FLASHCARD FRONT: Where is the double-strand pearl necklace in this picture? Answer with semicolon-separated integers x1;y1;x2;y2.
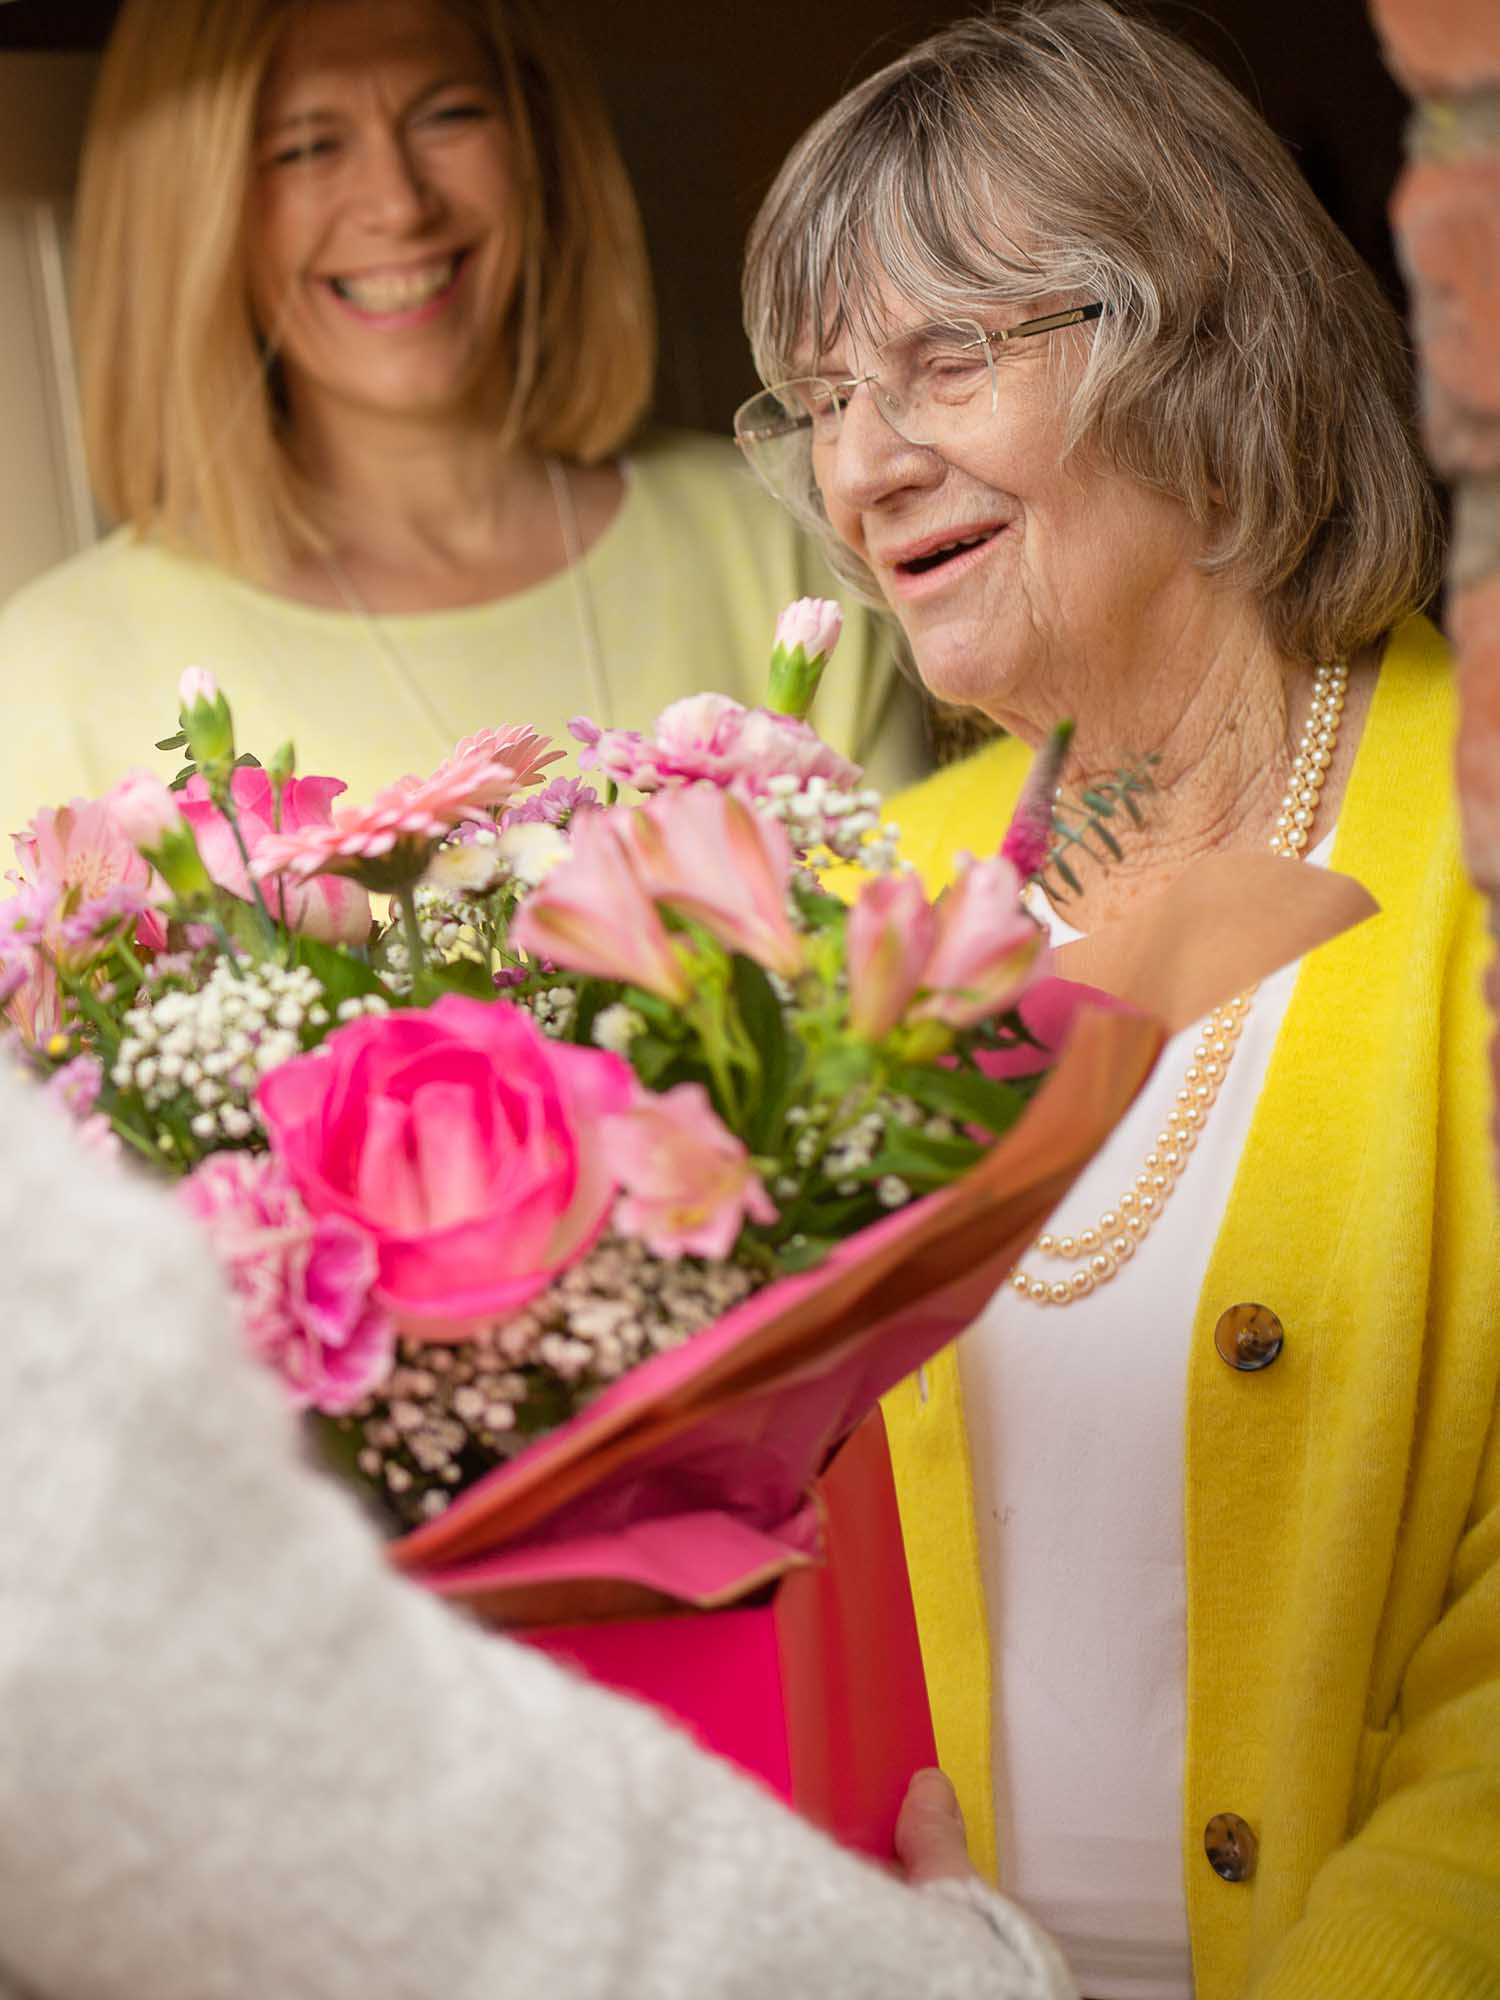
1009;659;1348;1309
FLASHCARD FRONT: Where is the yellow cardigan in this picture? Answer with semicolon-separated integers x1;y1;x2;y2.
882;616;1500;1998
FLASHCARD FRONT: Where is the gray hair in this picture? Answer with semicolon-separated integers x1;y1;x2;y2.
742;0;1440;665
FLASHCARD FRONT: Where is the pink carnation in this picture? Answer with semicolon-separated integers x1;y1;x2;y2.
571;693;861;799
601;1082;777;1260
181;768;371;943
179;1150;396;1412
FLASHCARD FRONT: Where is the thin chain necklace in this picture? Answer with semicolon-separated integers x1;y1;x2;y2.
1009;659;1348;1308
320;456;617;734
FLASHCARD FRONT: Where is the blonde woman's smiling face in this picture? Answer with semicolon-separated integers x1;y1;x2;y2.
246;0;519;430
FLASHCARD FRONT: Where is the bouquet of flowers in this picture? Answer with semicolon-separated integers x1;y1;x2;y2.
3;600;1174;1852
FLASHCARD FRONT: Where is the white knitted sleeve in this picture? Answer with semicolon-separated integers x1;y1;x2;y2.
0;1074;1075;2000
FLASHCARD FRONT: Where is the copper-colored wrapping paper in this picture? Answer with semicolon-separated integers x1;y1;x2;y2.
1054;851;1378;1032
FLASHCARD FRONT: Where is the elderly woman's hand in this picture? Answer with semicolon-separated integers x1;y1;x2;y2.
895;1767;977;1885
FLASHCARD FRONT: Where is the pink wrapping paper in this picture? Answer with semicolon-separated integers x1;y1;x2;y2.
521;1410;937;1860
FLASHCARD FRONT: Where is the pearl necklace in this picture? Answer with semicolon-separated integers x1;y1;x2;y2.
1009;659;1348;1308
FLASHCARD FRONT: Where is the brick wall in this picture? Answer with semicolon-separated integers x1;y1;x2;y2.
1372;0;1500;1153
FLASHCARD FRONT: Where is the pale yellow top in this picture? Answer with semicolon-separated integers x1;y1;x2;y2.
0;430;924;837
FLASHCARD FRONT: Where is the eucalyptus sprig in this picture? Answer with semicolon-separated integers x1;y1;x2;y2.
1036;757;1159;903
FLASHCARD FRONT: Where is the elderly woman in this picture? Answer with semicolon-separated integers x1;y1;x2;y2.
0;0;920;835
738;4;1499;1997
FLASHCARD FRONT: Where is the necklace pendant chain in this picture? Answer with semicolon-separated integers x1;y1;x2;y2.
1011;658;1349;1309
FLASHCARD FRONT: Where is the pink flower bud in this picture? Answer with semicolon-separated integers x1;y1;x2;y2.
107;769;183;852
177;666;220;709
773;597;843;662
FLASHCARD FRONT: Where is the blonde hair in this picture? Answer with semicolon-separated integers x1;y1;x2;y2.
743;0;1440;665
77;0;655;581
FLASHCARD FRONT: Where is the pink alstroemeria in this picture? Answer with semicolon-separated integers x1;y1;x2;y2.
181;768;371;944
601;1082;777;1260
179;1150;396;1413
0;885;60;1036
9;796;168;965
911;856;1048;1029
511;808;691;1003
251;738;546;893
846;871;939;1041
571;693;860;799
59;881;156;948
624;786;806;980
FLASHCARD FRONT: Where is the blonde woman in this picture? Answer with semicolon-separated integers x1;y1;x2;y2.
0;0;920;833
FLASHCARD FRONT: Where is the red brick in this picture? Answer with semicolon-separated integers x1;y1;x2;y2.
1371;0;1500;94
1452;573;1500;894
1392;157;1500;468
1451;572;1500;1160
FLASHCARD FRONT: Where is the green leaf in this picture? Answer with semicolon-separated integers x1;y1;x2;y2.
1052;853;1083;896
791;881;848;933
770;1234;838;1274
628;1033;680;1086
731;954;792;1149
810;1039;875;1099
291;935;391;1013
154;731;188;752
418;957;497;1002
861;1122;985;1187
887;1061;1027;1136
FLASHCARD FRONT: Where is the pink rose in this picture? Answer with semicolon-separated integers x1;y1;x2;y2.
181;768;371;944
180;1150;395;1412
257;995;636;1336
601;1082;778;1259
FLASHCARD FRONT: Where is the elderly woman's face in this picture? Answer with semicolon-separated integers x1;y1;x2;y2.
246;0;518;430
808;286;1206;727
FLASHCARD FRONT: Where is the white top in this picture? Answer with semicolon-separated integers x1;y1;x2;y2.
960;832;1335;2000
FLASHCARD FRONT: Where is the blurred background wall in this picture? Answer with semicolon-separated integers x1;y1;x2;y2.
0;0;1410;601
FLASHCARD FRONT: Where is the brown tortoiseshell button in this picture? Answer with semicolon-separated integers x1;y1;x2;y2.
1213;1303;1284;1372
1204;1812;1260;1882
